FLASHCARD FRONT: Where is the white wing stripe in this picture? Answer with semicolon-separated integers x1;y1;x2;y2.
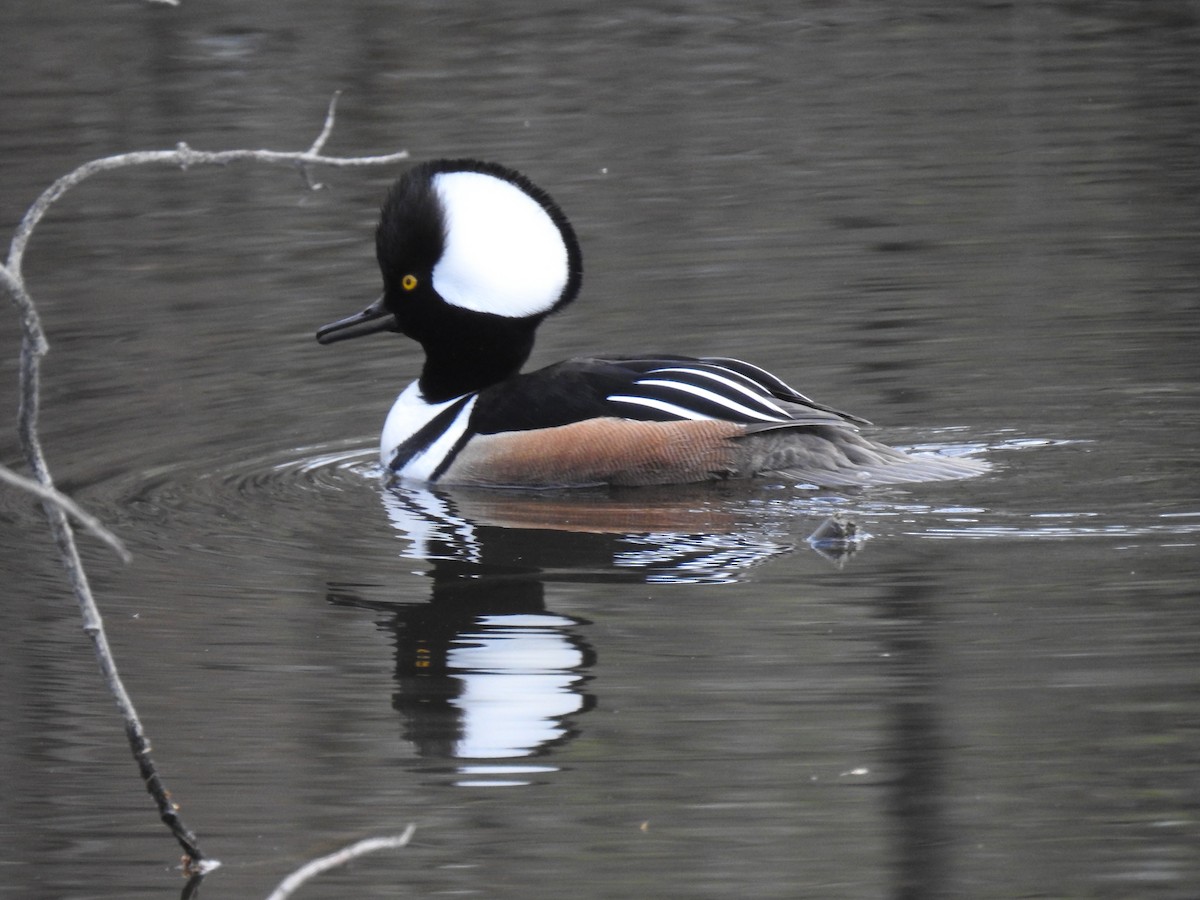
635;378;790;423
606;395;713;420
703;357;807;400
645;367;793;417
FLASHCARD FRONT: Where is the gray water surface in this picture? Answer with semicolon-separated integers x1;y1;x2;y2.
2;3;1198;898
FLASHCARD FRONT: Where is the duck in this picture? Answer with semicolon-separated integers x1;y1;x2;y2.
316;159;988;488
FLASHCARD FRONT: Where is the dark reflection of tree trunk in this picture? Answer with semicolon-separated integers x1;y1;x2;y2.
879;570;949;900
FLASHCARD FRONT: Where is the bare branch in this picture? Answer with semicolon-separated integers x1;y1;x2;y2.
0;264;47;355
265;828;417;900
6;124;408;281
3;93;409;869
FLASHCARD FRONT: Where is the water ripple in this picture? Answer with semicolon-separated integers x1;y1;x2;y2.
63;439;380;550
8;432;1193;568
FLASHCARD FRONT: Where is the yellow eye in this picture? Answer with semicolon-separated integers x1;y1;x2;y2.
401;274;418;291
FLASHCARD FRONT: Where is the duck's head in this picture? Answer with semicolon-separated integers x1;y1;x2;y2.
317;160;582;400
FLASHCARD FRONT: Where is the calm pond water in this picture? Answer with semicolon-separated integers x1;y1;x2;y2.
2;2;1198;898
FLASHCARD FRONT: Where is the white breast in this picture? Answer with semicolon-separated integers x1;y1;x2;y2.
381;381;478;480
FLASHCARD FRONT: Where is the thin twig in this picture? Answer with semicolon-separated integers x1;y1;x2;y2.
0;462;130;562
302;91;343;190
309;90;341;155
1;93;409;869
265;828;417;900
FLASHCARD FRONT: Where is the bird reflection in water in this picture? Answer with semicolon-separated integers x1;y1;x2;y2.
328;482;843;786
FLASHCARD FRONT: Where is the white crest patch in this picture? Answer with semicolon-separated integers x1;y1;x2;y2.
431;170;570;318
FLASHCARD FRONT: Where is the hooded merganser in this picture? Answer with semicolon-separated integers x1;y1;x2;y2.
317;160;987;488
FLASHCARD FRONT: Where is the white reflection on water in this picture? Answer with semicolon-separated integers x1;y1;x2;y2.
448;614;588;760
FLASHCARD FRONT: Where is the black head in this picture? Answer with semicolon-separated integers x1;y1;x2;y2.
317;160;582;399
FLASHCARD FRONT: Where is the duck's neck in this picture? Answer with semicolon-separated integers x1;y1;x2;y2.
416;323;536;403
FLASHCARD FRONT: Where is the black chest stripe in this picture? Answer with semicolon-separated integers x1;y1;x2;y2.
388;395;474;473
428;424;475;482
